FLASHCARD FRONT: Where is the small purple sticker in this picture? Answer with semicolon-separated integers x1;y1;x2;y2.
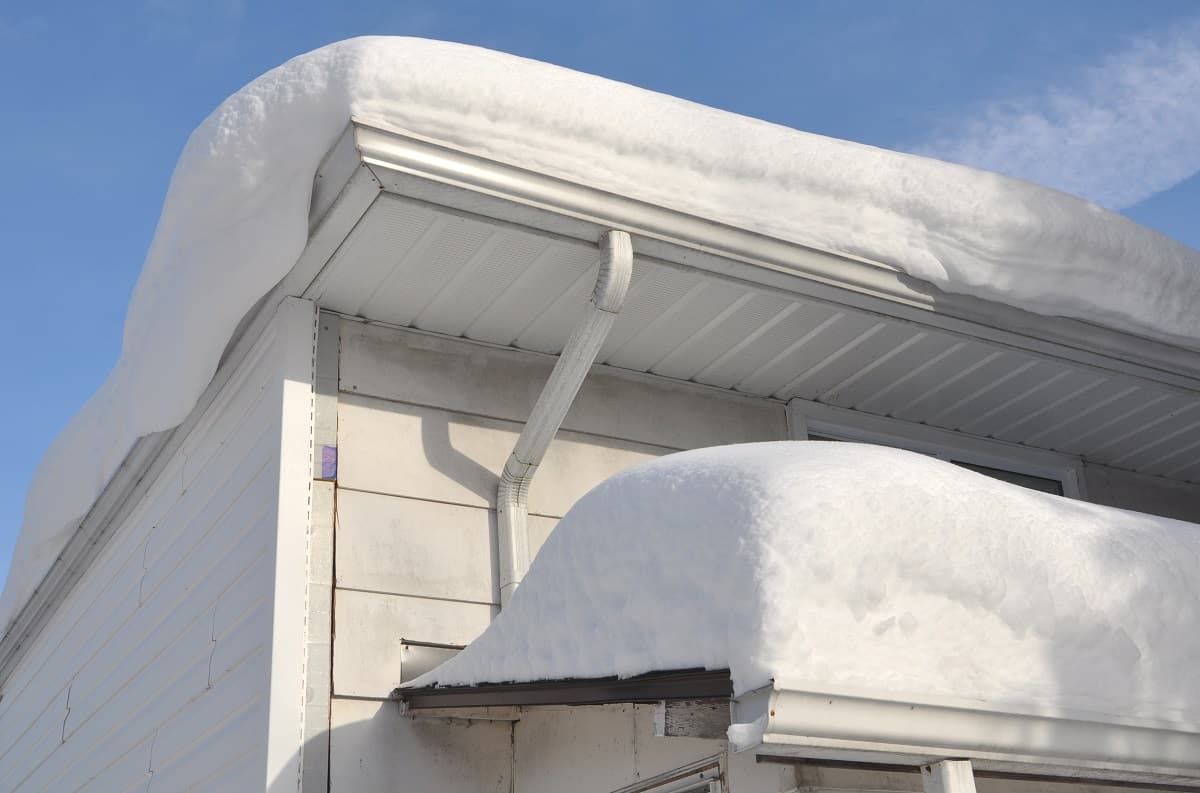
321;445;338;480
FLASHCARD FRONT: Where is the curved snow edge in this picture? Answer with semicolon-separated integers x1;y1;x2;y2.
412;442;1200;725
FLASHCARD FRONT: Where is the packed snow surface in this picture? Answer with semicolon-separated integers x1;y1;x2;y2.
413;443;1200;724
4;36;1200;629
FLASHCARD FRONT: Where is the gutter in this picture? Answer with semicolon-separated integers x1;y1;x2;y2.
497;229;633;606
736;685;1200;787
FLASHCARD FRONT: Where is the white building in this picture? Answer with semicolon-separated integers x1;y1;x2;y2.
1;38;1198;793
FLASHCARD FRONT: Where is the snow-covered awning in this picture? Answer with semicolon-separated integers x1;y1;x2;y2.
402;442;1200;784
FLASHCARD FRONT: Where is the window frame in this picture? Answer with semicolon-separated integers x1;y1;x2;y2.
786;400;1086;499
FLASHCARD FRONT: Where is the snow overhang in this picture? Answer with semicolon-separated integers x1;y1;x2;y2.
302;118;1200;485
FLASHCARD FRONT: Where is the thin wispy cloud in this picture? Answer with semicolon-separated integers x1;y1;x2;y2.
918;19;1200;210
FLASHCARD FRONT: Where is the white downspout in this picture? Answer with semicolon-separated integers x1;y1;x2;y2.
497;229;633;607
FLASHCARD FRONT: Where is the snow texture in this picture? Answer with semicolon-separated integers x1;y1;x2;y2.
4;36;1200;630
413;442;1200;725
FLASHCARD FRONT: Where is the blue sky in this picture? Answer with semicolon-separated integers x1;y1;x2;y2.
1;1;1198;590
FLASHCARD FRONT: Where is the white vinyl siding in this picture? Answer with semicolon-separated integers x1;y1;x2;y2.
0;300;315;793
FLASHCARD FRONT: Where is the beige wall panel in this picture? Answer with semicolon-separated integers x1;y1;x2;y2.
514;704;639;793
338;396;665;517
1083;464;1200;523
339;320;787;449
333;588;495;698
329;697;511;793
336;491;498;604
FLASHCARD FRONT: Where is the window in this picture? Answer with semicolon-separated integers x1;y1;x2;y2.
790;401;1083;498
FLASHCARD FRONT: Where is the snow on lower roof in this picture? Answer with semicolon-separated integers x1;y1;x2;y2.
411;442;1200;725
3;36;1200;632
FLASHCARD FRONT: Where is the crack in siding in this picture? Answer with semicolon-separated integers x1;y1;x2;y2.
60;681;72;743
147;727;159;788
137;537;152;605
206;608;218;689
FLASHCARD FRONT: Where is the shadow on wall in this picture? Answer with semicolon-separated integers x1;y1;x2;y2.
271;699;514;793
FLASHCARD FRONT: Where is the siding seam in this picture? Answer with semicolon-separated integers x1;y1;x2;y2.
296;303;319;792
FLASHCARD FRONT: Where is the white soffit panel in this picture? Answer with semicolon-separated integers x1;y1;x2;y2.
308;192;1200;484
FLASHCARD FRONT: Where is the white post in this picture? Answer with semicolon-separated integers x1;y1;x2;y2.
922;760;977;793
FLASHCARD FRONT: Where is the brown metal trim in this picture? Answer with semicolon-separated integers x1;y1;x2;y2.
394;668;732;709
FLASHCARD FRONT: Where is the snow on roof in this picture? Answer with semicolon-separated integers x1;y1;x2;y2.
3;36;1200;631
411;442;1200;725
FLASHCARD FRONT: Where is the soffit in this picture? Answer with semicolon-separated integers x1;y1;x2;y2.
305;192;1200;484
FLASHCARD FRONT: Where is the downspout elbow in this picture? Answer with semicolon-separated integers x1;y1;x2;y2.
497;230;633;607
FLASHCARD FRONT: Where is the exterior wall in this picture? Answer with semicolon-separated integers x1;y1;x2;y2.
321;317;1200;792
0;299;317;793
1083;463;1200;523
513;704;795;793
326;318;788;792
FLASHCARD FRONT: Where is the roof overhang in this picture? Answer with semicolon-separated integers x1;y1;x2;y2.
301;118;1200;483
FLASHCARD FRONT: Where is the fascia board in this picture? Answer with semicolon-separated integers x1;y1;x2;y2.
739;686;1200;786
345;116;1200;393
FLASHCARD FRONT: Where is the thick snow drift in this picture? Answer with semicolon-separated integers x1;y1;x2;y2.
412;443;1200;724
4;36;1200;630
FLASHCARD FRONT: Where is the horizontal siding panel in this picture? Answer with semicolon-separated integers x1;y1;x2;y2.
333;590;494;698
0;685;68;787
0;553;143;732
329;697;511;793
0;308;290;793
149;697;266;793
142;399;278;572
63;613;214;739
336;491;498;604
339;321;785;451
338;396;664;517
65;485;275;736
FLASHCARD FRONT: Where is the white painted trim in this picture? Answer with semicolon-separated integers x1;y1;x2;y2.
743;686;1200;786
264;297;319;793
786;399;1086;499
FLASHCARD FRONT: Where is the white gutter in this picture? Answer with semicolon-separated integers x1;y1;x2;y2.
734;685;1200;786
497;229;633;606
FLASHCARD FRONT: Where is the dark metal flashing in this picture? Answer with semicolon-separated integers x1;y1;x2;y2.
394;668;732;710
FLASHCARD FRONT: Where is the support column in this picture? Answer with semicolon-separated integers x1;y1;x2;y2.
922;760;977;793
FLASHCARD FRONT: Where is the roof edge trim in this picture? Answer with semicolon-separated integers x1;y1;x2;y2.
345;117;1200;391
